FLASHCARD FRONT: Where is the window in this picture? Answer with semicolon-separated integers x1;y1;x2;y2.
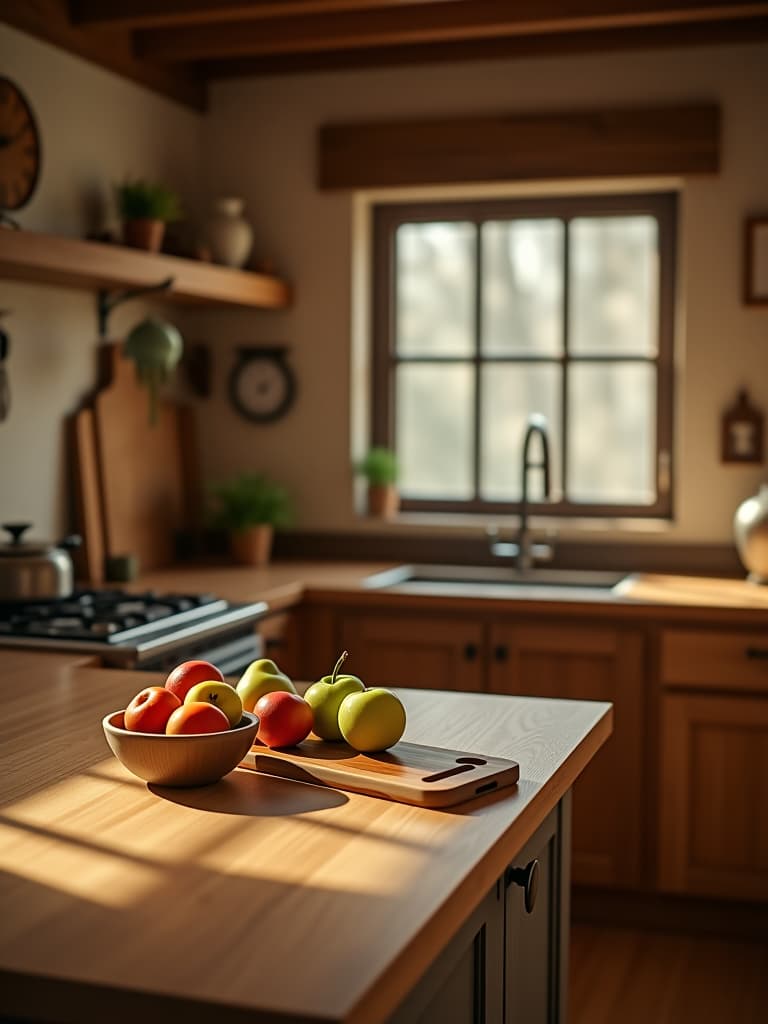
372;192;676;518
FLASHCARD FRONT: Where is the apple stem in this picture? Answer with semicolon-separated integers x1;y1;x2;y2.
331;650;348;686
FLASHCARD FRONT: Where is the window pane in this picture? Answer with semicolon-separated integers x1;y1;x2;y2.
396;364;474;498
568;363;656;504
482;219;564;356
570;216;658;355
480;364;561;502
395;222;475;356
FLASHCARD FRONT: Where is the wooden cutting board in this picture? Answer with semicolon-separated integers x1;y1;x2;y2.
91;343;200;574
239;739;520;808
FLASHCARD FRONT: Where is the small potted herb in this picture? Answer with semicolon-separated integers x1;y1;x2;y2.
209;472;292;567
116;179;182;253
355;446;399;518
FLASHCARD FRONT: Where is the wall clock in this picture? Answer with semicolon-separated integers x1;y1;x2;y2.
0;76;41;214
228;346;297;423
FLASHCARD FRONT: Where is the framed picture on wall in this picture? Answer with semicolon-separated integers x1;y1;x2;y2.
744;216;768;305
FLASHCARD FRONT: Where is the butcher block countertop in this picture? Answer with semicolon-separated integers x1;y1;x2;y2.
128;560;768;624
0;649;611;1024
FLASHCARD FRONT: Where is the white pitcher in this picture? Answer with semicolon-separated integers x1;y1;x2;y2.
207;197;254;268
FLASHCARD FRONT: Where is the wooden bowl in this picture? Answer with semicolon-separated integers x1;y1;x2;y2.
103;710;260;787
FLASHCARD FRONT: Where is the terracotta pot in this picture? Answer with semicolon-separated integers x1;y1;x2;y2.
123;218;165;253
367;484;400;519
230;524;274;567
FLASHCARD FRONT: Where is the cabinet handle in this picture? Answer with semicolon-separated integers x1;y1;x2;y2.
505;859;539;914
463;643;479;661
745;647;768;660
494;644;508;662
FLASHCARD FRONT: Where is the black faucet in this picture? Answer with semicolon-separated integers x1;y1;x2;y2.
488;413;554;570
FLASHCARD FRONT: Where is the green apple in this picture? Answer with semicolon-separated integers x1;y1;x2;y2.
236;658;296;713
184;680;243;728
338;687;406;753
304;650;365;741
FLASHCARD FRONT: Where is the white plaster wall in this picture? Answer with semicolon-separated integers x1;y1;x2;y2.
0;24;203;539
201;42;768;545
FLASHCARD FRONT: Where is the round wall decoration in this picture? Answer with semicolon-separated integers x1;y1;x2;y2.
228;346;297;424
0;76;41;213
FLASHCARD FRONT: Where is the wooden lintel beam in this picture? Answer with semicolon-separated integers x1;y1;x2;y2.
135;1;768;62
318;104;721;189
69;0;448;30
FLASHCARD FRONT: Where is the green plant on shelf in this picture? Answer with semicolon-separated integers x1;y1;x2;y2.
116;179;183;223
354;446;399;486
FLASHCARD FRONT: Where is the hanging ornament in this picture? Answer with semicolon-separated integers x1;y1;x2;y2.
123;317;183;425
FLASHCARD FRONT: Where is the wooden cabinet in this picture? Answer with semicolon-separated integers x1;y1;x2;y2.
658;627;768;902
259;609;301;680
390;801;570;1024
488;622;645;889
338;613;485;692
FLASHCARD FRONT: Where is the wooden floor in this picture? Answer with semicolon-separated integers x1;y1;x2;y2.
570;924;768;1024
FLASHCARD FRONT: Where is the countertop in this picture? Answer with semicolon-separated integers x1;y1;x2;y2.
0;649;611;1024
125;560;768;623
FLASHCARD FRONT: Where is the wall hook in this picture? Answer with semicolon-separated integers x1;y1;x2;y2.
97;276;175;338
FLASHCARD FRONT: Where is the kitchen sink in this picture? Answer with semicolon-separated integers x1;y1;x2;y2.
363;564;630;596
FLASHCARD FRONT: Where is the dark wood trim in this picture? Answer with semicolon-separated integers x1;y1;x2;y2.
571;885;768;943
320;104;719;189
743;215;768;306
272;530;745;578
2;0;206;111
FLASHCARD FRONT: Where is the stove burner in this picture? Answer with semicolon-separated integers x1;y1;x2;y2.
0;589;221;642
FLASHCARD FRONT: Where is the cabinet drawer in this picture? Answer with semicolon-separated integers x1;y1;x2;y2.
660;629;768;693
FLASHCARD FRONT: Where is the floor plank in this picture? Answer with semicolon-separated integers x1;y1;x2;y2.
569;924;768;1024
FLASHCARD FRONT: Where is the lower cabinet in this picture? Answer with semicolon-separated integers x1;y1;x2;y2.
658;691;768;901
389;800;570;1024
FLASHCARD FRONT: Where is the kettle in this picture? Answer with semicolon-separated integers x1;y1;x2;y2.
0;523;82;601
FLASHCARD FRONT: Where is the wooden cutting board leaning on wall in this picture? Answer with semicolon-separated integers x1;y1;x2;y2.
70;342;202;583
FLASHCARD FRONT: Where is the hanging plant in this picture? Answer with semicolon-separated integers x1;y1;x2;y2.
123;317;184;425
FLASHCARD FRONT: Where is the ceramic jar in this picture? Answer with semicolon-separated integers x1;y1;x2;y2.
206;197;254;268
734;483;768;583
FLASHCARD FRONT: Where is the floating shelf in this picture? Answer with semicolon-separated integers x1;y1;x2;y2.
0;229;291;310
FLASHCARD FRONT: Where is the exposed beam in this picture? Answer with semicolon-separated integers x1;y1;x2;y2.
318;103;720;189
70;0;451;30
1;0;205;110
134;1;768;62
202;16;768;77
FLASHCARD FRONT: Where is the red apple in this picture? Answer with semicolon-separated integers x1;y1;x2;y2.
254;691;314;748
124;686;182;734
165;701;230;735
165;660;225;702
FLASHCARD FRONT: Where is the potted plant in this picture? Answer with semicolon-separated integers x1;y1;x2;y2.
210;472;292;567
116;179;182;253
355;446;399;518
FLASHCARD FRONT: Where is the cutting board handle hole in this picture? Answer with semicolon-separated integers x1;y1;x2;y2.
422;763;476;783
475;781;498;795
456;756;487;765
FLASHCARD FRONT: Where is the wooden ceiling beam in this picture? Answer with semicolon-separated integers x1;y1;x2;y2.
134;1;768;62
69;0;447;31
200;16;768;77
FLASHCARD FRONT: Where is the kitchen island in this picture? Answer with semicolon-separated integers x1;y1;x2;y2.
0;649;610;1023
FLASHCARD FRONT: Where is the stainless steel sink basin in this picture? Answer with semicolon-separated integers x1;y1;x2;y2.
364;564;629;595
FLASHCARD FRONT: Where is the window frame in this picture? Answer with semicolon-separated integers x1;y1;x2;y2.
371;191;677;519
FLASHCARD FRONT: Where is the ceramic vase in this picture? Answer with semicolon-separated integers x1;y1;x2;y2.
230;524;273;567
734;483;768;583
206;197;254;268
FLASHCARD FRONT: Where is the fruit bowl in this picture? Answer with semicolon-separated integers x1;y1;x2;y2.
102;710;260;787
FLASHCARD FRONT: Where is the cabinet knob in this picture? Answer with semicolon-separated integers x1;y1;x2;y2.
463;643;479;661
505;859;539;914
745;647;768;660
493;644;508;662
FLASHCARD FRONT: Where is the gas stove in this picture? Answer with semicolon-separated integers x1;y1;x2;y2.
0;588;267;672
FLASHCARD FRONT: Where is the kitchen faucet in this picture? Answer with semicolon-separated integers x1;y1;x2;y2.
488;413;555;570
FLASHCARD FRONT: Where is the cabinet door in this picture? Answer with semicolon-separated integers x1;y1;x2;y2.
659;692;768;901
388;883;504;1024
339;613;485;692
505;800;570;1024
489;623;645;888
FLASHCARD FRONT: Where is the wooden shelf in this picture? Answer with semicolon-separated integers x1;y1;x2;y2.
0;229;291;310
